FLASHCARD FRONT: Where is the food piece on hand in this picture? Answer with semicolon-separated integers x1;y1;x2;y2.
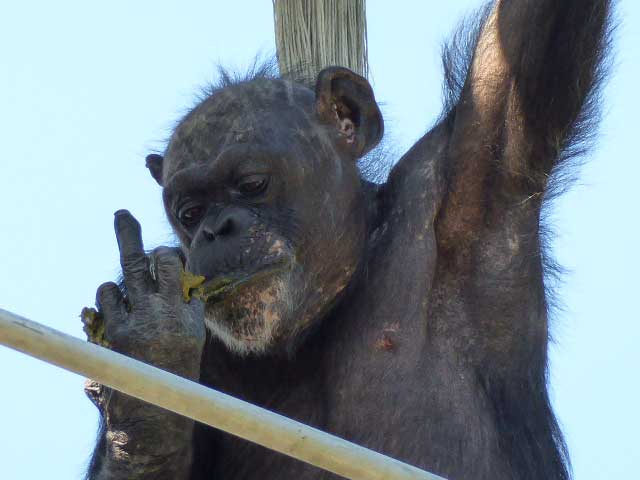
81;307;110;347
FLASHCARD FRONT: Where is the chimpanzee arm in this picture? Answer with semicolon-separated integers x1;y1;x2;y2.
437;0;613;250
425;5;612;477
85;388;197;479
84;211;206;479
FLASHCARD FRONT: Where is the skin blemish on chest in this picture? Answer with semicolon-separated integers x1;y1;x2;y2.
383;322;400;333
374;322;401;352
374;335;395;352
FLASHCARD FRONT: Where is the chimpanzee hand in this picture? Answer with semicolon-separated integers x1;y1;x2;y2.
82;210;205;478
83;210;205;380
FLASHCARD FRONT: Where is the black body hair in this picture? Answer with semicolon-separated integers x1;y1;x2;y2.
86;4;615;478
437;4;615;480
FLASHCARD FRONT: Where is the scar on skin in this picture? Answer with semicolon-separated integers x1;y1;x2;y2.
81;307;110;347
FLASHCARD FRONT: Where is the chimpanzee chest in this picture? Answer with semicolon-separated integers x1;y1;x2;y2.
316;264;503;478
314;220;440;457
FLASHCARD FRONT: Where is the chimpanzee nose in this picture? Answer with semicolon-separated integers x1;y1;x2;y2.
202;213;237;242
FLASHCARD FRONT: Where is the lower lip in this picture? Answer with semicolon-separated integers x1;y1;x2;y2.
196;259;291;303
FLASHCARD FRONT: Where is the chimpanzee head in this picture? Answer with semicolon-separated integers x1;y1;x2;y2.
146;67;383;355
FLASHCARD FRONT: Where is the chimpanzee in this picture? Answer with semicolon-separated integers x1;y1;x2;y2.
82;1;613;479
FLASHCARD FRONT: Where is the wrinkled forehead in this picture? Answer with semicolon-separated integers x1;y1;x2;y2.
162;79;329;182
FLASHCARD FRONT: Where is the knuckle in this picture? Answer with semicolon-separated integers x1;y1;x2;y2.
153;247;183;264
152;245;175;256
96;282;120;303
122;255;149;274
153;248;184;283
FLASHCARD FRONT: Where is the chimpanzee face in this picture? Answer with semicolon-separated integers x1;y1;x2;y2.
147;69;383;355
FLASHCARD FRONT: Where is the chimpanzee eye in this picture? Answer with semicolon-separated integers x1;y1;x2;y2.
237;175;268;196
178;204;205;227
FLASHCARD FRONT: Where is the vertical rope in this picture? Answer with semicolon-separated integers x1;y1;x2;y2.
273;0;368;82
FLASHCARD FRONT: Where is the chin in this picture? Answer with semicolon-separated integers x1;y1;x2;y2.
203;269;300;356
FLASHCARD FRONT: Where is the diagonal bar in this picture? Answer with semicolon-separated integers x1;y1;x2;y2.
0;307;445;480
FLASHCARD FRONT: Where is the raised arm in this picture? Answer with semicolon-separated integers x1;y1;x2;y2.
425;4;613;478
437;0;613;250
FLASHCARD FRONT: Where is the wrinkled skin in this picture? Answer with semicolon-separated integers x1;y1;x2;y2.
84;215;205;478
85;1;613;479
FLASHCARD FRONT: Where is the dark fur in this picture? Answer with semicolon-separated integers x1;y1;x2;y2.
86;2;614;479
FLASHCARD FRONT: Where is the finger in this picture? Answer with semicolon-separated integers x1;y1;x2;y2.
151;247;184;297
114;210;151;296
96;281;125;320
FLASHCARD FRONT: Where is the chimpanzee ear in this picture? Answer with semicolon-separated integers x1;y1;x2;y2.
315;67;384;159
145;154;164;186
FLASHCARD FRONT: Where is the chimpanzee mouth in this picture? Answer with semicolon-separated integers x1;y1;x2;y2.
182;258;292;304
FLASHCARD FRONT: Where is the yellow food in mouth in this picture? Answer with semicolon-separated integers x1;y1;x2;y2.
180;270;206;302
181;270;236;303
181;259;292;304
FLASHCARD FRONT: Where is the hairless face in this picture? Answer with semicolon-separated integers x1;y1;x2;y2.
146;70;383;354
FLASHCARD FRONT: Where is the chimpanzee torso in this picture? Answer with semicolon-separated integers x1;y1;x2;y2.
195;125;514;479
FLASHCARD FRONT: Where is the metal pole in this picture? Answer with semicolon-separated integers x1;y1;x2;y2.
0;308;444;480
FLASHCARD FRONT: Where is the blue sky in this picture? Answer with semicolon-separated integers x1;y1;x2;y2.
0;1;638;478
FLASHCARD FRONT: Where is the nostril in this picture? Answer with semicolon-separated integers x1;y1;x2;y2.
214;217;234;237
202;227;216;242
202;216;234;242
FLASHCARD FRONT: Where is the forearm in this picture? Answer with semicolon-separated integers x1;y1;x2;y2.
438;0;612;248
454;0;612;141
496;0;612;139
86;383;195;480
